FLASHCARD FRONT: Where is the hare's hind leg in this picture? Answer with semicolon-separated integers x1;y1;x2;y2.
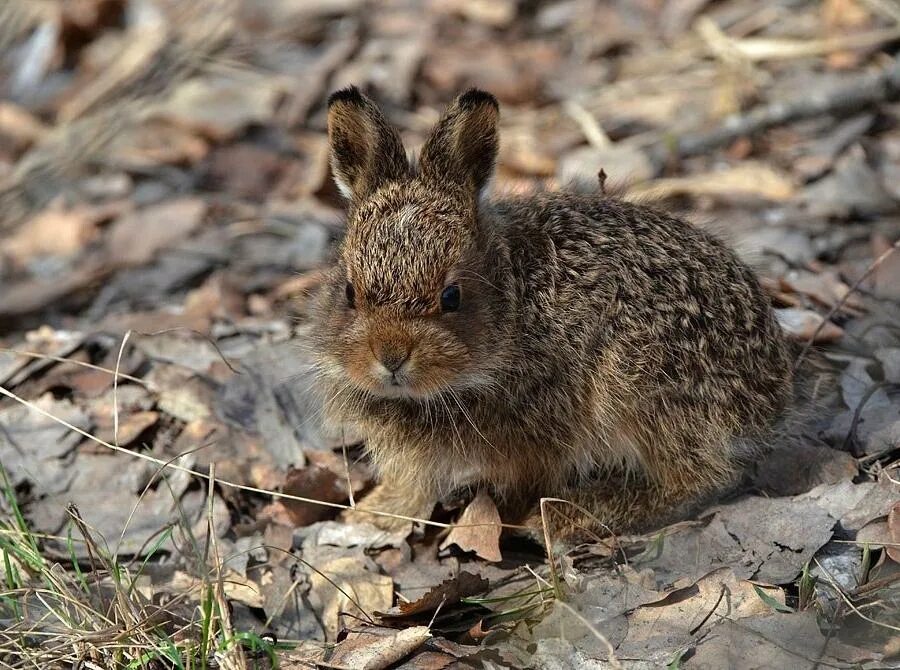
529;431;741;544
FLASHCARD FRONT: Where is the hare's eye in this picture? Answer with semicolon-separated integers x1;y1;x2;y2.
345;282;356;308
440;284;460;313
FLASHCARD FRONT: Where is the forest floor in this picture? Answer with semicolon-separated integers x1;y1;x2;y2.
1;0;899;668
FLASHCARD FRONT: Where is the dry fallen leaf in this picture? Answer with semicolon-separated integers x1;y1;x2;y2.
377;572;489;621
308;556;394;641
628;163;795;202
2;204;102;260
687;611;878;668
171;569;264;608
887;502;900;564
0;101;49;150
0;393;90;494
160;74;283;142
779;270;865;313
327;626;431;670
823;0;874;69
774;307;844;343
94;409;159;446
107;198;207;267
263;465;347;527
439;490;503;562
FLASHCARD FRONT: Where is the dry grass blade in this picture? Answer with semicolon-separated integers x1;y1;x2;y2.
0;468;277;668
0;348;146;387
1;499;180;668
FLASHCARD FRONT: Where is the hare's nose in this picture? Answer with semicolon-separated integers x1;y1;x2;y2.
374;345;411;373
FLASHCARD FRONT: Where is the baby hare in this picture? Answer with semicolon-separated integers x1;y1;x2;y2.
310;86;792;540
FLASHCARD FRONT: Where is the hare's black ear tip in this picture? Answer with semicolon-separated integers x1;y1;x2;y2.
458;88;498;111
328;85;364;108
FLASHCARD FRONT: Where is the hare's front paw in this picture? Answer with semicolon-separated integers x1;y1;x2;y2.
339;483;435;533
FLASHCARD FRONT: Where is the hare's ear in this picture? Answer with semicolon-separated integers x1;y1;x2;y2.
327;86;410;203
419;89;499;195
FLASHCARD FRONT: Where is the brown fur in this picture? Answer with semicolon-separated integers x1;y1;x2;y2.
309;87;793;540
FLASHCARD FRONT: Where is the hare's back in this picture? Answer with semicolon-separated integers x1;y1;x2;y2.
492;191;791;423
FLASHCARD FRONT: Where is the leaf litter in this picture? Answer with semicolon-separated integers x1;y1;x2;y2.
1;0;899;667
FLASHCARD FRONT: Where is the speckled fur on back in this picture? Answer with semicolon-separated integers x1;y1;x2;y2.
310;86;793;539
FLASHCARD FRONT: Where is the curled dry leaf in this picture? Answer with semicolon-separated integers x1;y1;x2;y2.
377;572;489;621
779;270;865;313
774;307;843;343
328;626;431;670
439;489;503;562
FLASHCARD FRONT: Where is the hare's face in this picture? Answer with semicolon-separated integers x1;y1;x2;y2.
325;182;494;398
314;86;501;400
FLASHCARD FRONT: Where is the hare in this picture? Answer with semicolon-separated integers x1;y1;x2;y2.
309;86;792;540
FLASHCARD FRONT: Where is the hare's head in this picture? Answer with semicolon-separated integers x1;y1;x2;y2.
314;86;506;400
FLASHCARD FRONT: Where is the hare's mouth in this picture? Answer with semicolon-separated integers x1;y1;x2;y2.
337;344;466;400
368;366;423;399
363;365;457;400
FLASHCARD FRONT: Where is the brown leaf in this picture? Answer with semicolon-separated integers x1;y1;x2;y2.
2;204;103;261
887;502;900;564
161;75;282;142
392;650;456;670
431;0;518;28
467;619;490;641
439;490;503;562
823;0;873;69
107;198;207;266
266;465;347;527
0;101;49;151
328;626;431;670
94;410;159;446
263;521;294;564
779;270;865;313
170;569;264;609
377;572;488;620
200;143;287;201
774;307;844;343
308;557;394;641
0;261;112;321
113;120;209;166
306;449;372;493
